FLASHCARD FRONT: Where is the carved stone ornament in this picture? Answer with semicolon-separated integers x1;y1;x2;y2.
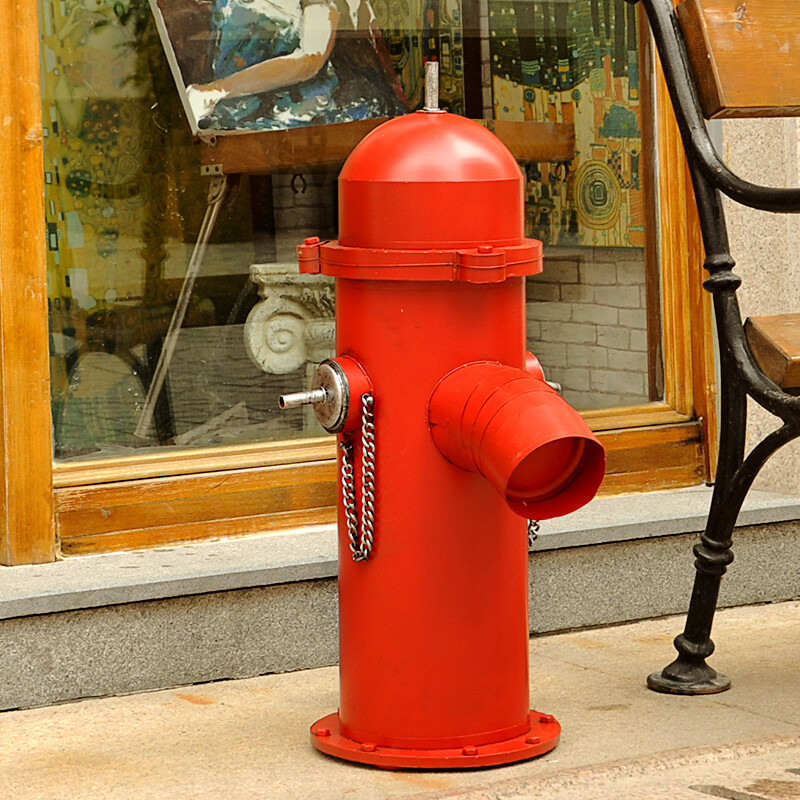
244;263;335;374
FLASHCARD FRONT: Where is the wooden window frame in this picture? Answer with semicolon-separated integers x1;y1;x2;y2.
0;0;715;564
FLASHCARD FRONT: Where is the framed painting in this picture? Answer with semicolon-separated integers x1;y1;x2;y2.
147;0;429;135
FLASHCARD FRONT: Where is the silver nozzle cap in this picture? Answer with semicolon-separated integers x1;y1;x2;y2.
278;360;351;433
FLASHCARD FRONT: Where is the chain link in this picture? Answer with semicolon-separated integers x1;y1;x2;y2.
527;519;540;550
339;393;376;562
359;394;376;560
339;441;359;556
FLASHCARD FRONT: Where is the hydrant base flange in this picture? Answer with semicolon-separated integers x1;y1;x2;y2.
310;710;560;770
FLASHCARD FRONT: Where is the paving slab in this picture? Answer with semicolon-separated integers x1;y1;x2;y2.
409;735;800;800
1;600;799;800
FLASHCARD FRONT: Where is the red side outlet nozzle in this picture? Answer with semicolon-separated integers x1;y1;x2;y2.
428;362;605;519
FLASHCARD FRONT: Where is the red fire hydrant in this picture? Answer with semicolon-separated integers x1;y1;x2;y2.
280;106;605;769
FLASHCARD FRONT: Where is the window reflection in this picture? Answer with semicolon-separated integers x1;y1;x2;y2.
487;0;656;410
40;0;659;461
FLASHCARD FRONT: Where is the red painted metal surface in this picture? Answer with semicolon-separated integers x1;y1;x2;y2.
303;112;605;769
337;112;525;250
298;239;542;283
311;711;561;770
331;355;372;434
428;362;605;519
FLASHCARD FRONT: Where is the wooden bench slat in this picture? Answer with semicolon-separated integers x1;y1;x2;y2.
677;0;800;119
744;314;800;391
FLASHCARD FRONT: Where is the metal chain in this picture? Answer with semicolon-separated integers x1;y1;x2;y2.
339;393;376;562
359;394;376;560
339;441;359;557
527;519;540;551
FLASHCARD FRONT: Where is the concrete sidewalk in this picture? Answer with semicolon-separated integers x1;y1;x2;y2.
2;600;799;800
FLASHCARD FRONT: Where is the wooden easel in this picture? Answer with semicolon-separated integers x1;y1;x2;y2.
135;117;575;438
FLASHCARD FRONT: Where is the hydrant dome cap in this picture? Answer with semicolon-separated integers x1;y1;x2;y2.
338;113;527;250
340;112;523;184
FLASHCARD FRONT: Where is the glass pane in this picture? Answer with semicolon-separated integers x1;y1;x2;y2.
486;0;660;410
39;0;660;462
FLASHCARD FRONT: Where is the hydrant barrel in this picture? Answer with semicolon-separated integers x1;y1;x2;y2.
335;278;534;755
298;111;605;769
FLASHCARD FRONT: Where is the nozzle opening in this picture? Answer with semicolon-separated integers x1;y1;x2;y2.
503;435;605;519
428;362;606;521
506;439;586;503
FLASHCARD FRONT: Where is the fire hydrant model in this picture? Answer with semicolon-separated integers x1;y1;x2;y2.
280;89;605;770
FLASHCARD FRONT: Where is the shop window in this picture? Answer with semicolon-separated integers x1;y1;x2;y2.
41;0;660;458
0;0;711;563
487;0;662;410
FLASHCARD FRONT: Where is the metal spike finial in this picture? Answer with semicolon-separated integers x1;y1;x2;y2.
423;61;444;113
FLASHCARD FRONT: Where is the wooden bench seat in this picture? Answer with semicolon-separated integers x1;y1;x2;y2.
677;0;800;118
745;314;800;393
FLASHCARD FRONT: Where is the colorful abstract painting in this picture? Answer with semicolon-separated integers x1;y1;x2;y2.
490;0;645;248
148;0;460;133
377;0;466;113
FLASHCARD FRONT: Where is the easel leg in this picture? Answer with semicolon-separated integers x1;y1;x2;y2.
134;175;230;440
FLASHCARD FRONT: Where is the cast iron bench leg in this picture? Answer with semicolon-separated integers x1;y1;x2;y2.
648;359;800;694
647;362;745;694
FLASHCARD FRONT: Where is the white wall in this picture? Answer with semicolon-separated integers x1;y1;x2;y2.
721;118;800;494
